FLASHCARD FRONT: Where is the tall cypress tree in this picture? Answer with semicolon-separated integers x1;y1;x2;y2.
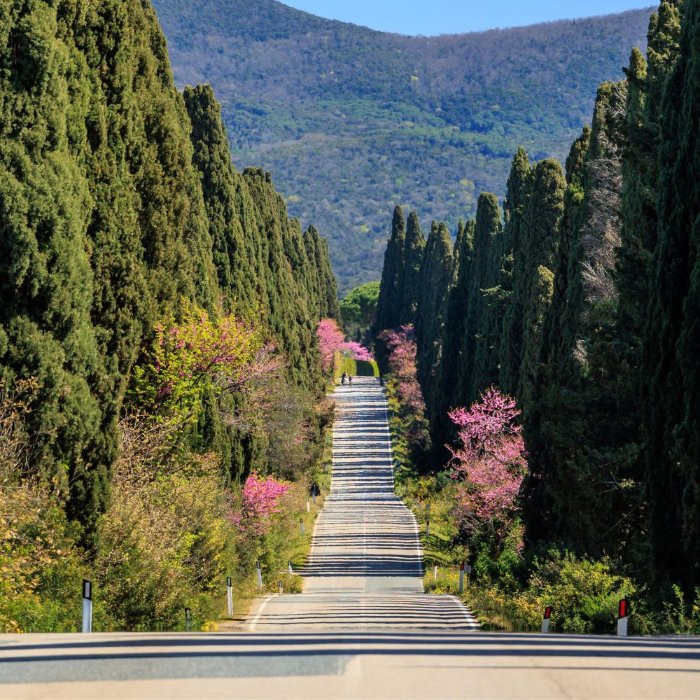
644;0;700;589
400;211;426;325
415;222;453;424
516;159;566;416
458;193;503;404
432;219;475;455
374;206;406;336
500;148;533;395
523;82;635;557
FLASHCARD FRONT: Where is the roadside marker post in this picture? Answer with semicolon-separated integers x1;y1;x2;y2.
256;560;263;589
541;606;552;634
185;608;192;632
81;580;93;634
425;520;430;537
278;580;284;595
433;565;438;581
288;561;293;575
226;576;233;618
458;562;465;594
300;518;305;535
617;598;630;637
306;499;311;513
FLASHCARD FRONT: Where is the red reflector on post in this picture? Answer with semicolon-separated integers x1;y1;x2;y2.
460;561;465;571
544;606;552;619
618;598;629;619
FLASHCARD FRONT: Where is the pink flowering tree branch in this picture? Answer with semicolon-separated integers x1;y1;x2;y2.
448;387;528;539
227;473;291;537
317;319;373;373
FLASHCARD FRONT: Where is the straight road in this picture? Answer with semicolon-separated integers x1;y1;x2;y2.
249;377;478;631
2;377;699;698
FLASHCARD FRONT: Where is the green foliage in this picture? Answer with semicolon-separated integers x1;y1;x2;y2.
339;281;380;342
0;0;340;630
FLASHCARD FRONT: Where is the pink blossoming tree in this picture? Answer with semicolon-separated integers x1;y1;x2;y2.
228;473;291;537
316;319;373;372
448;387;527;539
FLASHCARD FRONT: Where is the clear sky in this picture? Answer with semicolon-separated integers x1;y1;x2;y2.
282;0;651;35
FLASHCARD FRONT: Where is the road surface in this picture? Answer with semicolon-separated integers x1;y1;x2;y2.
249;377;478;631
1;378;699;698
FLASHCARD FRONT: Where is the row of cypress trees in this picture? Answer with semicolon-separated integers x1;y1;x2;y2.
0;1;337;538
374;0;698;590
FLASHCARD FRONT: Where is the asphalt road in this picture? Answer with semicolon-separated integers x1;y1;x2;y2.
249;378;478;631
2;378;699;699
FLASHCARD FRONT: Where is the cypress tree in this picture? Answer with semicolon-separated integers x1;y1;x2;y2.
415;222;453;425
500;148;533;395
523;82;635;557
432;219;475;455
644;0;700;589
516;159;566;415
460;193;504;403
400;211;426;325
374;205;406;336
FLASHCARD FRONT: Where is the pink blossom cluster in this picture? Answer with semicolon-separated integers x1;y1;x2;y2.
448;388;527;535
316;319;373;371
378;325;426;413
229;473;291;536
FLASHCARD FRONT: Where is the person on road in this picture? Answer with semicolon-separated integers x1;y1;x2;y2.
348;375;353;385
341;372;347;385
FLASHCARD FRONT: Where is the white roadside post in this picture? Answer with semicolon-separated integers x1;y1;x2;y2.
226;576;233;618
617;598;630;637
433;565;438;581
299;518;305;535
81;579;93;634
306;499;311;513
541;606;552;634
185;608;192;632
278;580;284;595
458;562;465;594
425;519;430;537
256;560;263;589
288;561;293;575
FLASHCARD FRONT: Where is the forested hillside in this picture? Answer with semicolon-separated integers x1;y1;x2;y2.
0;0;338;632
373;0;699;613
151;0;653;291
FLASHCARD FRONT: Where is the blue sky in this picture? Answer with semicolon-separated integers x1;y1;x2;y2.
282;1;651;35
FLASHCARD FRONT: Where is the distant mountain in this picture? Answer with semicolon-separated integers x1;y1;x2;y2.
152;0;653;292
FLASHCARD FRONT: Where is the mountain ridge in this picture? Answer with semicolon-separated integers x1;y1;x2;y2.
152;0;654;291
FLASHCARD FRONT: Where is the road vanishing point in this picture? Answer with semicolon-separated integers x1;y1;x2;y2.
1;378;699;699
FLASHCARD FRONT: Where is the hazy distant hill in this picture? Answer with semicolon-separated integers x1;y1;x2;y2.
152;0;653;292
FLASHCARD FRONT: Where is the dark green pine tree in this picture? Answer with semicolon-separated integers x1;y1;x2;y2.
499;148;533;395
415;222;454;425
432;220;475;456
644;0;700;590
399;211;426;325
459;193;504;403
